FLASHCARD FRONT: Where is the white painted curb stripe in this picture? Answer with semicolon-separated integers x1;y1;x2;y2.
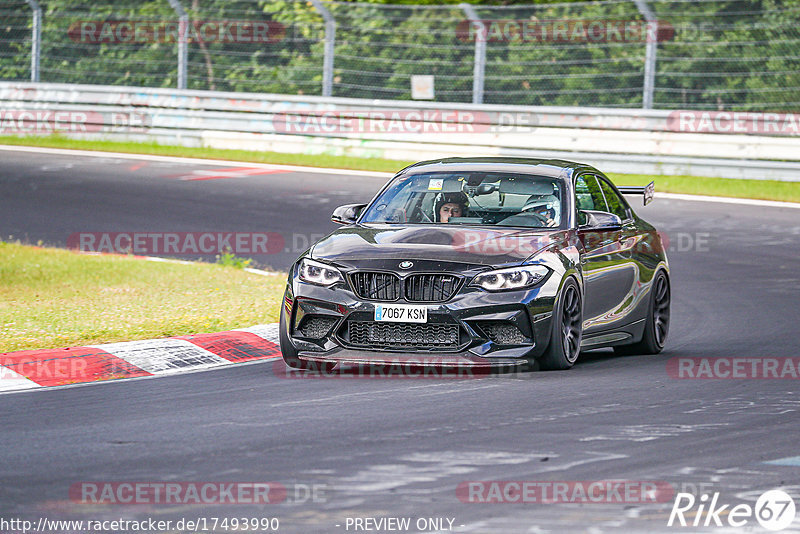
1;324;282;395
88;338;242;375
0;365;43;392
235;323;281;344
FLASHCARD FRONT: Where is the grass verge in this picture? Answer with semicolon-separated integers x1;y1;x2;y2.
0;242;285;353
2;135;799;203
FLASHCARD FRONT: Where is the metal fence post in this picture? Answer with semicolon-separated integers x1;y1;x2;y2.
311;0;336;96
633;0;657;109
24;0;41;82
460;3;485;105
167;0;188;90
310;0;335;97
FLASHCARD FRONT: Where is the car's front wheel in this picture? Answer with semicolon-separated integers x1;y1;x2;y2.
538;277;583;371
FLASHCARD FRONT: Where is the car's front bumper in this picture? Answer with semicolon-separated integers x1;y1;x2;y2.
280;268;564;368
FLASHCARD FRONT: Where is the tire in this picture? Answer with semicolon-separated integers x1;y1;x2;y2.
614;270;670;356
279;308;335;372
538;277;583;371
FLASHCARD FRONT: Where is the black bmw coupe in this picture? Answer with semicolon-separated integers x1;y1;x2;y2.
279;157;670;371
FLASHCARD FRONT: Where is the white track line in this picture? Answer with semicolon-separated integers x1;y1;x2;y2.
78;252;281;276
656;192;800;209
143;256;280;276
0;144;392;177
1;144;798;208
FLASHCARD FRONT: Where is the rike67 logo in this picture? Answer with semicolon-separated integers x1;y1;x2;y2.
668;489;796;531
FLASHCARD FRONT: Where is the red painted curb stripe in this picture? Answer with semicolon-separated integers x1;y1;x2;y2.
185;169;287;181
177;331;281;363
0;347;152;387
165;167;288;181
1;329;281;390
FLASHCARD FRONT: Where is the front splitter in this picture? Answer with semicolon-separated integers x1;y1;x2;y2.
298;348;527;368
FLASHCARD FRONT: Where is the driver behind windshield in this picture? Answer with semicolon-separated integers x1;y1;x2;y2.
435;192;469;223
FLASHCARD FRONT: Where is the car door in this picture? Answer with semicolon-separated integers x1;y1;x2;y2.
575;173;637;335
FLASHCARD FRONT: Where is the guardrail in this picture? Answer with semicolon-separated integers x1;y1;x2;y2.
2;82;800;181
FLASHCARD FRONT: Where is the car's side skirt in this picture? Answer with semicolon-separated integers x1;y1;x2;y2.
580;318;646;349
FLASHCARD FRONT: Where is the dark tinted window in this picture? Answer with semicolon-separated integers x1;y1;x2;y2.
359;172;566;228
598;178;630;220
575;174;607;225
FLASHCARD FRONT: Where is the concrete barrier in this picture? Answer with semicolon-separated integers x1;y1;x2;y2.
2;81;799;181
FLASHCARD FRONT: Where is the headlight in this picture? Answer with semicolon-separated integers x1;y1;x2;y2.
298;258;344;287
471;265;549;291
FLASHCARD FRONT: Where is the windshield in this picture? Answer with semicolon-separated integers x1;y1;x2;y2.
360;172;565;228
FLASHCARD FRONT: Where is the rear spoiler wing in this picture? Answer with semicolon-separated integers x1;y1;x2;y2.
618;181;655;206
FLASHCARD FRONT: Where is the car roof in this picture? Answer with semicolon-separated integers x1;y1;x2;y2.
396;157;599;180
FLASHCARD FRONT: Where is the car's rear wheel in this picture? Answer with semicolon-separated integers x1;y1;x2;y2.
279;309;336;372
614;270;670;356
538;277;583;371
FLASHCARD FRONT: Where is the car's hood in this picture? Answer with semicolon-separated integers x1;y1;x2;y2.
310;224;565;269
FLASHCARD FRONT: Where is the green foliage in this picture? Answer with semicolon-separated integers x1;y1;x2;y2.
1;0;797;109
216;251;253;269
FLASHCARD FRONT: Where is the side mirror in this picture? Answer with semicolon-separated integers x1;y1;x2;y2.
579;210;622;231
331;203;366;225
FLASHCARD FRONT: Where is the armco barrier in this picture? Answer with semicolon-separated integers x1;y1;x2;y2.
2;82;800;181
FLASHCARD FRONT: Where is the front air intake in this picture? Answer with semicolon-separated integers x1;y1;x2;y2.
347;321;461;350
296;316;338;339
479;321;528;345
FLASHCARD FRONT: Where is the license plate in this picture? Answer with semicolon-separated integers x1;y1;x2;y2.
374;304;427;323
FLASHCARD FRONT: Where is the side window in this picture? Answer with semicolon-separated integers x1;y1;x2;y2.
598;178;630;221
575;174;608;225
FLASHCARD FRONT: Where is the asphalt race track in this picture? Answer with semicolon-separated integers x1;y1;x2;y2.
1;148;800;533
